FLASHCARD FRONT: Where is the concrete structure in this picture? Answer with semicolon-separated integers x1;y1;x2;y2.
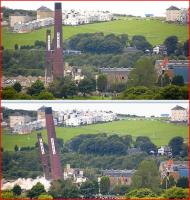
9;14;32;27
166;6;180;22
37;6;53;20
171;105;188;122
102;169;136;186
9;115;31;128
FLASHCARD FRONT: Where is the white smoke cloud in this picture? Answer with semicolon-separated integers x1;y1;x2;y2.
2;177;51;191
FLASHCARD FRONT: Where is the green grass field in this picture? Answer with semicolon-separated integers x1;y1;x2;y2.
3;18;188;49
2;119;188;151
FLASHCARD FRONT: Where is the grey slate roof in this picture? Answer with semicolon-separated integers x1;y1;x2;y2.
166;6;180;11
171;105;186;111
37;6;52;12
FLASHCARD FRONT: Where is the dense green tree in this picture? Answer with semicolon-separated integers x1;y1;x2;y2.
48;77;78;99
12;184;22;196
80;180;97;198
156;85;187;100
164;36;178;55
162;187;188;198
97;74;108;92
120;86;155;100
127;57;156;88
168;136;184;156
111;184;129;195
100;176;110;195
2;87;17;99
37;91;54;100
14;145;19;152
14;44;18;50
135;136;157;154
183;40;189;56
1;191;15;198
176;177;189;188
27;80;45;96
131;35;152;51
27;182;46;198
131;159;160;193
172;75;184;86
13;82;22;93
78;77;96;96
126;188;157;198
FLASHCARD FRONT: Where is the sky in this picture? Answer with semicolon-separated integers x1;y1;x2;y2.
2;1;189;17
2;100;188;117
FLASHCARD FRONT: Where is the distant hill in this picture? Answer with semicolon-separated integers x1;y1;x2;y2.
2;18;188;49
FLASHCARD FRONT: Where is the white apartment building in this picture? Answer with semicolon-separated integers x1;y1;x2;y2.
171;105;188;122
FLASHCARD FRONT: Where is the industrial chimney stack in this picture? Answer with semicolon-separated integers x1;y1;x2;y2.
45;2;64;81
45;107;63;180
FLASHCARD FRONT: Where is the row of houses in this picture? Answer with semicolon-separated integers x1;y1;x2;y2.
9;6;114;32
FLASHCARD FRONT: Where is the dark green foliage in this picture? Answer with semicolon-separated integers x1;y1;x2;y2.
162;187;189;198
176;177;189;188
2;87;17;99
121;86;155;99
164;36;178;55
12;184;22;196
13;82;22;93
155;85;188;100
68;33;126;54
135;136;157;154
78;77;96;96
27;80;45;96
183;40;189;56
127;57;157;88
48;77;78;98
14;145;19;152
37;90;54;100
100;176;110;195
80;180;98;197
68;134;129;155
97;74;108;92
168;136;184;157
172;75;184;86
49;180;80;198
131;159;160;193
126;188;157;198
131;35;152;51
2;49;44;76
27;182;46;198
111;184;129;195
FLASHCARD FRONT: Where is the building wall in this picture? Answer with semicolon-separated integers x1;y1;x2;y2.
9;15;32;27
171;109;187;122
9;115;31;128
37;11;54;20
166;10;180;21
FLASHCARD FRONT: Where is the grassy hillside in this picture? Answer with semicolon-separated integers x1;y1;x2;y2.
2;18;188;49
2;119;188;151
